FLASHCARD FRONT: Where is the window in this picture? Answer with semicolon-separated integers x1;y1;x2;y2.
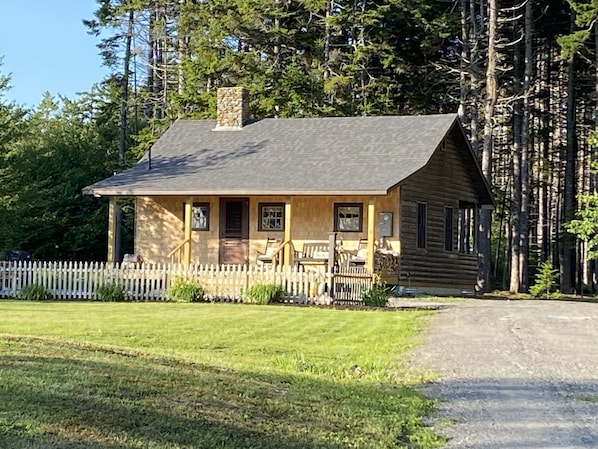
458;202;477;254
192;203;210;230
335;203;363;232
417;203;427;249
259;203;285;231
444;207;454;251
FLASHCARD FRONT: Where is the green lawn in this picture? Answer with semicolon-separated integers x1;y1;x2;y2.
0;301;443;449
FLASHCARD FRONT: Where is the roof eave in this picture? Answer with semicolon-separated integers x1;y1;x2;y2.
84;188;390;197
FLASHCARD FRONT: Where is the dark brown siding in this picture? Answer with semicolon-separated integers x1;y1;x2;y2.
399;132;480;289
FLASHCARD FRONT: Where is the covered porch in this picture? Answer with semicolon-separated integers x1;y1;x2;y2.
106;194;400;283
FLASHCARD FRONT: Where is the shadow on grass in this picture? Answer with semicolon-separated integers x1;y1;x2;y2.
0;338;441;449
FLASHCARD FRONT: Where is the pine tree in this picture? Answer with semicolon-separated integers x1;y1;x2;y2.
529;261;559;299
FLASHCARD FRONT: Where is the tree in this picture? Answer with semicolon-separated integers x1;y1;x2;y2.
477;0;497;293
0;88;124;260
529;260;559;298
558;0;598;60
567;203;598;261
0;64;29;255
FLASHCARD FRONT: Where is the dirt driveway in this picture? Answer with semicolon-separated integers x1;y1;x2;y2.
410;298;598;449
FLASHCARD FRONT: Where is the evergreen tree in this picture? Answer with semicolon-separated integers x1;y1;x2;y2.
0;85;125;260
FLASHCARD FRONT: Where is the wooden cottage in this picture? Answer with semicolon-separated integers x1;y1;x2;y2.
84;87;493;295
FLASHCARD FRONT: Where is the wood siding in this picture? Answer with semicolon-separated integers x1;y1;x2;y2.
399;133;480;289
135;193;400;266
135;196;220;265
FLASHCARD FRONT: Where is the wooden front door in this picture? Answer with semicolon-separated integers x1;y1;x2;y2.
219;198;249;264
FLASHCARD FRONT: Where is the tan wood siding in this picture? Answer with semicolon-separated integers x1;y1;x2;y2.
135;193;400;265
135;196;220;265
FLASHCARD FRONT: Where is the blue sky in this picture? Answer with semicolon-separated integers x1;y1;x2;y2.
0;1;109;108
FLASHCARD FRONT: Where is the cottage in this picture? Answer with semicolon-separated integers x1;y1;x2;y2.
84;87;493;295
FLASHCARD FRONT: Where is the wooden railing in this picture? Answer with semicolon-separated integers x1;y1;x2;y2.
168;239;191;265
332;267;373;304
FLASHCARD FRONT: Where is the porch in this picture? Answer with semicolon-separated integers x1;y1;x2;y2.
109;195;400;273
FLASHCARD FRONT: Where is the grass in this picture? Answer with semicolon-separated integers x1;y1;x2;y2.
574;393;598;403
0;301;443;449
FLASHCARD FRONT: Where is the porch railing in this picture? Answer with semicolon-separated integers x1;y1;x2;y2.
332;267;374;304
168;239;191;265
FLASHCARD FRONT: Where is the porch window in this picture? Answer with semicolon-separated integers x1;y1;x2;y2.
417;202;427;249
334;203;363;232
458;201;477;254
444;207;454;251
192;203;210;230
259;203;285;231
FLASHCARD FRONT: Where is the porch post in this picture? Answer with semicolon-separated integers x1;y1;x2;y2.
328;232;336;298
367;198;376;271
107;196;118;265
184;199;193;265
284;197;293;266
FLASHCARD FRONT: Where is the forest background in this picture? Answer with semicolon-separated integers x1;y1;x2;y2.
1;0;597;294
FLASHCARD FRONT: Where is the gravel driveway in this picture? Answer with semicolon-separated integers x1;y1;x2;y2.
410;298;598;449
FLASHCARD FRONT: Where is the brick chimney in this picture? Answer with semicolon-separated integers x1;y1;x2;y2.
215;87;249;130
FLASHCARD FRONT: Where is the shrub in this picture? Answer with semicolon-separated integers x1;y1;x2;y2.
244;283;286;305
529;261;559;299
18;284;53;301
166;278;205;303
361;277;391;307
96;283;126;302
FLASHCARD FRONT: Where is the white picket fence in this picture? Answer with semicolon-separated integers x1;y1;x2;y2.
0;261;341;302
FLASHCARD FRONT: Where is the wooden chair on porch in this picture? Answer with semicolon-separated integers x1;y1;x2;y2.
256;237;282;266
294;241;330;268
348;239;368;266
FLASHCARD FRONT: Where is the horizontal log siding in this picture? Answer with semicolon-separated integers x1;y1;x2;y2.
399;135;480;289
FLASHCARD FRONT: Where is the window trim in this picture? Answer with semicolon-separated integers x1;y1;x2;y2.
334;203;363;232
191;202;210;231
258;202;285;232
416;202;427;249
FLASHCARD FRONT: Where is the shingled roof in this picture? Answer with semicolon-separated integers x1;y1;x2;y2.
83;113;491;202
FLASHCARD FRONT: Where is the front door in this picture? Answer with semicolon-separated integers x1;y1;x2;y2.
219;198;249;264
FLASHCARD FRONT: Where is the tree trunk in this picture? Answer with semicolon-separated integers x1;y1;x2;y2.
518;0;533;292
469;0;480;156
119;9;134;167
537;45;551;265
477;0;496;293
458;0;468;124
510;101;522;293
178;0;187;97
561;12;577;293
147;2;156;119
